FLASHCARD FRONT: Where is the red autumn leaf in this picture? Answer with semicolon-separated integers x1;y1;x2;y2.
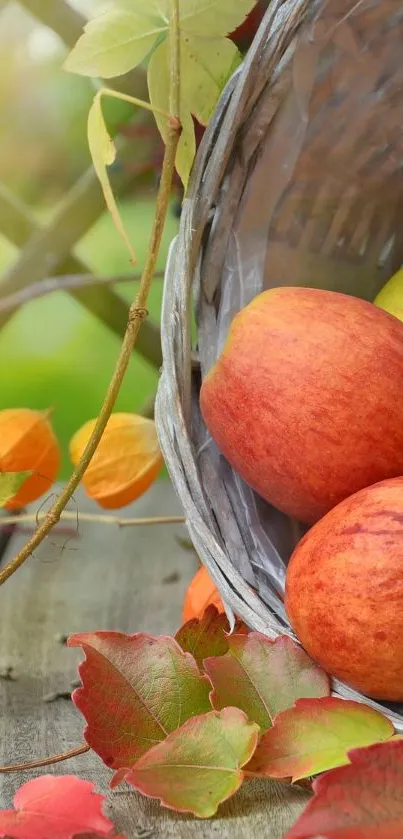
204;633;329;732
246;697;394;781
0;775;116;839
231;2;266;50
286;739;403;838
175;605;247;669
123;707;260;819
68;631;211;769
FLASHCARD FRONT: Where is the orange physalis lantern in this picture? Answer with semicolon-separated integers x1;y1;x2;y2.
0;408;60;509
183;565;225;622
69;413;164;509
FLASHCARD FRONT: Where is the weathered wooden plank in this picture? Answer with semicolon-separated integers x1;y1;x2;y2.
0;483;310;837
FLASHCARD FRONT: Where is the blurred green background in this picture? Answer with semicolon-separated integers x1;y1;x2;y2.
0;1;179;477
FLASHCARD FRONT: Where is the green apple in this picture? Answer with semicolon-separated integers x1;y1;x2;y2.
374;267;403;322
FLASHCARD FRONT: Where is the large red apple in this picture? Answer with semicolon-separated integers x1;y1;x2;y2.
285;477;403;700
200;287;403;523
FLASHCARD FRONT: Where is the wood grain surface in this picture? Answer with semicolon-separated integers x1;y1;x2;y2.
0;482;310;837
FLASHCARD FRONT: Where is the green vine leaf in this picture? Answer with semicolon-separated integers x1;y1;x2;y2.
88;94;137;263
147;39;196;189
0;472;31;509
176;0;258;38
181;36;240;124
65;0;257;187
118;0;257;36
115;0;169;17
64;9;165;79
148;33;240;186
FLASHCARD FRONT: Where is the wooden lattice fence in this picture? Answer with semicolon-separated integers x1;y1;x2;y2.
0;0;162;369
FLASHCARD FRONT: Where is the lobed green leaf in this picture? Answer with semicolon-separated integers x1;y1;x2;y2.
180;34;241;125
64;10;164;78
177;0;257;38
148;38;196;188
87;95;136;263
68;631;211;770
247;697;395;781
175;604;247;670
124;707;260;818
205;633;330;732
66;0;258;187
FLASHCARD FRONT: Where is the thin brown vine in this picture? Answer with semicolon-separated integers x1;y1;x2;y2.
0;512;185;528
0;271;164;314
0;744;90;774
0;0;181;587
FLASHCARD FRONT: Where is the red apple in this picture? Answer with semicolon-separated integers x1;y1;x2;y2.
200;287;403;523
285;477;403;700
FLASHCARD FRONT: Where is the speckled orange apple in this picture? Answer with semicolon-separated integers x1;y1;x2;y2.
200;287;403;523
285;477;403;700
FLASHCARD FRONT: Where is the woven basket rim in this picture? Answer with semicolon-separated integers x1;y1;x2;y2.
156;0;403;730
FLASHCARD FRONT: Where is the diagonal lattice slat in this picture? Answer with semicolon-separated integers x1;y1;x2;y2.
19;0;85;48
0;0;162;368
0;180;162;368
20;0;147;96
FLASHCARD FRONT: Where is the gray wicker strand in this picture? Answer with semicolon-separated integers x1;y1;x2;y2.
156;0;403;730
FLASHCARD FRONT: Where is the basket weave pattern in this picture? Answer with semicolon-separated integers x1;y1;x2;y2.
156;0;403;728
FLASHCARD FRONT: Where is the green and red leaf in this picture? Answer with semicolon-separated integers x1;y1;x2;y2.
286;739;403;838
123;707;260;819
175;605;247;669
247;697;394;781
0;472;31;508
204;633;330;731
68;631;211;769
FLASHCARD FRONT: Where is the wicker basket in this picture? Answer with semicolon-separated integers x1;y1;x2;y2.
156;0;403;729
